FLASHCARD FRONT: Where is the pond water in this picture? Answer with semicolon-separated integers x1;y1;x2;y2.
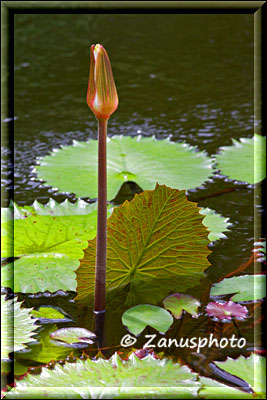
2;11;264;389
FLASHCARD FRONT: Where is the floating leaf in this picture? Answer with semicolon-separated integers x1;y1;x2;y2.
35;135;214;199
5;352;201;399
31;306;66;320
1;201;110;293
163;293;200;319
199;208;231;242
206;301;248;321
50;327;96;345
210;274;266;302
76;184;211;306
215;134;266;184
122;304;173;335
199;376;254;399
1;295;38;359
19;198;99;217
215;354;266;396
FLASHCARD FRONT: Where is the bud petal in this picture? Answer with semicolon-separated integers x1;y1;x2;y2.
87;44;119;120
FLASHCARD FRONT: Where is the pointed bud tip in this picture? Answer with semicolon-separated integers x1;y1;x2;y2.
87;44;118;120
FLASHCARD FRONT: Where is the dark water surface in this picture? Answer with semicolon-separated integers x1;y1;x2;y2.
2;12;263;380
6;13;257;275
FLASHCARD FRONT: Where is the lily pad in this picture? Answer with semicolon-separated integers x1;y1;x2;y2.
199;207;231;242
5;352;201;399
210;274;266;302
18;198;99;217
1;295;38;359
122;304;173;335
76;184;211;306
163;293;200;319
215;354;266;396
50;327;96;345
35;135;214;200
1;200;111;293
215;134;266;184
31;306;66;320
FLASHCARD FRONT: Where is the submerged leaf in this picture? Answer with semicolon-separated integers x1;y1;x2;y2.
122;304;173;335
215;134;266;184
199;208;231;242
1;295;38;359
5;352;200;399
163;293;200;319
76;184;211;306
35;135;214;199
210;274;266;302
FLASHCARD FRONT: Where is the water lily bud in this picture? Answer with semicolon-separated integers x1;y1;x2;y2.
87;44;119;120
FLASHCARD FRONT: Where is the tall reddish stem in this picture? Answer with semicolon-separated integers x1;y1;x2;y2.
94;118;108;312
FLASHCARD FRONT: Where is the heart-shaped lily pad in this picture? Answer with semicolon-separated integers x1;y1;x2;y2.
163;293;200;319
121;304;173;336
76;184;211;307
35;135;214;200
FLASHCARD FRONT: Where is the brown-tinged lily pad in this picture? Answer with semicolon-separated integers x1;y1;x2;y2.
163;293;200;319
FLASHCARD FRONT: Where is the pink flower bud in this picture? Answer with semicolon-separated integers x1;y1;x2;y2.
87;44;119;121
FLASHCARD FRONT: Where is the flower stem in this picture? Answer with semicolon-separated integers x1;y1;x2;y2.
94;118;108;313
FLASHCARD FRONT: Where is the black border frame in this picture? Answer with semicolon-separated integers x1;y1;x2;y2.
1;1;266;397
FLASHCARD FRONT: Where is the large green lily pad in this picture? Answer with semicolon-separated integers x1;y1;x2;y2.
5;352;200;399
35;135;214;200
215;134;266;184
1;200;110;293
210;274;266;302
1;295;38;359
122;304;173;335
16;198;99;217
76;184;211;306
